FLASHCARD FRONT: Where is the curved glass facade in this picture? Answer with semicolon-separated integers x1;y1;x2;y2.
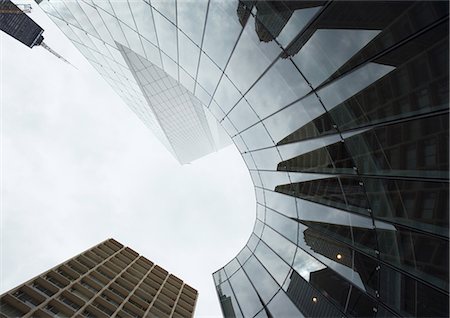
38;0;449;317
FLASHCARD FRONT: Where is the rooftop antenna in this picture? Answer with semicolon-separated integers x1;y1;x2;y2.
38;41;78;70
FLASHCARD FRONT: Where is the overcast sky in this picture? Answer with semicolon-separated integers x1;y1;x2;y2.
0;3;255;316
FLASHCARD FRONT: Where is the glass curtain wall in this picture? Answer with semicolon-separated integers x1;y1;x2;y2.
37;0;449;317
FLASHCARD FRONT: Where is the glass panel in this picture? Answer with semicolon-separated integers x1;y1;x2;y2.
254;219;264;238
284;268;343;317
225;15;281;94
129;0;157;45
376;225;448;292
213;268;226;286
177;0;208;46
276;176;370;216
379;265;449;317
243;255;279;303
244;57;310;119
276;6;321;48
266;290;304;318
153;10;177;61
344;114;449;179
179;68;195;93
292;29;379;88
277;140;356;175
197;53;222;95
256;204;265;221
264;190;297;218
50;1;82;28
213;74;243;115
202;0;243;70
63;1;100;38
239;123;273;151
250;146;282;170
298;225;378;294
96;8;128;46
254;240;291;286
247;233;260;252
322;1;447;84
258;171;290;190
217;280;244;318
265;209;297;243
261;225;296;265
78;2;115;46
236;246;252;266
178;32;200;78
120;23;145;57
365;178;448;237
161;53;178;80
329;28;449;132
110;1;135;29
227;99;260;133
141;38;161;67
151;0;176;23
228;269;264;317
224;258;241;278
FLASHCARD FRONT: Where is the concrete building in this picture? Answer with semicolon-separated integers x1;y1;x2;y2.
0;239;197;318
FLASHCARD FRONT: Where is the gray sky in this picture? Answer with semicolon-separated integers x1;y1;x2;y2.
0;4;255;317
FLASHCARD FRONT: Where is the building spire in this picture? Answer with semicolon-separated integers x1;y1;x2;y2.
38;41;78;70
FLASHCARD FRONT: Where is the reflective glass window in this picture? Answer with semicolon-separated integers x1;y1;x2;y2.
266;290;304;318
96;8;128;46
243;256;279;303
344;114;449;179
224;258;241;279
177;0;208;46
365;178;448;237
213;74;243;115
236;247;252;266
283;267;343;318
229;268;264;317
153;10;177;61
225;15;281;94
265;209;297;243
202;0;243;70
151;0;176;23
178;32;200;78
379;265;449;317
376;225;448;292
254;241;291;286
197;53;222;95
292;29;379;88
244;57;310;120
262;225;296;265
110;1;135;29
217;280;244;318
129;0;157;45
264;190;297;218
227;98;260;132
239;123;273;151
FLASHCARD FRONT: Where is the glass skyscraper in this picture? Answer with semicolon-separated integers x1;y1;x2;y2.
36;0;449;317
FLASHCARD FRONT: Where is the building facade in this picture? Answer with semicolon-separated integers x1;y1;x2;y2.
36;0;449;317
0;0;44;48
0;239;198;317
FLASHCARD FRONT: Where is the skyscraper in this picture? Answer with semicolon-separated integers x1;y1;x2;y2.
0;238;198;318
0;0;44;48
36;0;449;317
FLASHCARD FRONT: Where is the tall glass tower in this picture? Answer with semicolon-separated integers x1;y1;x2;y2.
37;1;449;317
